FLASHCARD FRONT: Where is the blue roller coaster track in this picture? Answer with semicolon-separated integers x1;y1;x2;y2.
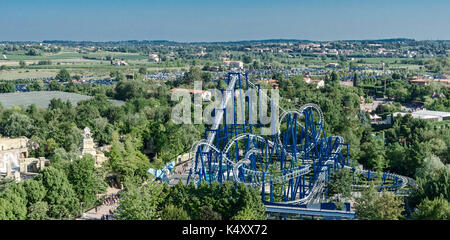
182;72;416;219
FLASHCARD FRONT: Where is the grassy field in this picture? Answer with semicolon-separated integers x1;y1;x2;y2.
0;48;192;80
3;50;148;61
0;48;433;82
0;91;125;109
0;69;59;80
0;65;190;80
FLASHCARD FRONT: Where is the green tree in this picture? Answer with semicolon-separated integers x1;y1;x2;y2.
91;117;114;145
163;181;266;220
49;98;66;110
138;67;147;75
355;184;404;220
26;48;39;56
0;183;28;220
161;204;190;220
232;205;266;220
386;143;408;176
68;154;106;210
353;73;359;87
47;80;63;91
75;104;101;128
27;201;49;220
327;168;353;203
0;82;16;93
415;154;446;179
36;167;81;219
19;60;26;68
233;183;266;220
201;72;213;83
331;71;339;83
115;79;147;101
199;205;222;220
182;66;202;85
28;81;43;91
115;180;167;220
55;69;71;82
360;137;387;172
110;70;125;81
217;79;227;90
0;178;16;192
1;112;34;137
242;55;252;64
107;143;123;173
410;168;450;208
106;137;151;181
252;60;261;69
23;179;46;204
46;138;59;155
413;197;450;220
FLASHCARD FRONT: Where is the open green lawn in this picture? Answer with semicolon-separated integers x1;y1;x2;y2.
0;69;59;80
3;51;83;60
0;64;189;80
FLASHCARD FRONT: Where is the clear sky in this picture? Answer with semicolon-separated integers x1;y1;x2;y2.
1;0;449;42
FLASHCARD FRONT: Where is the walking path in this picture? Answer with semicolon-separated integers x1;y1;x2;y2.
78;187;121;220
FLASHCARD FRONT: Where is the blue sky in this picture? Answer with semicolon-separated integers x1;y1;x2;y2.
1;0;449;42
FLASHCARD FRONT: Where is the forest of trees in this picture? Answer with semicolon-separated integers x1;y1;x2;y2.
274;72;450;219
115;181;266;220
0;154;106;219
0;65;449;220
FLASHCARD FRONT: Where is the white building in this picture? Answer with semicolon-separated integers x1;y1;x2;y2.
304;77;324;89
148;53;160;63
393;109;450;122
315;80;325;88
326;63;339;68
113;60;129;66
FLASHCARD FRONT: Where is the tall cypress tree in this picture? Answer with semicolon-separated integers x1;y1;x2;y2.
353;73;359;87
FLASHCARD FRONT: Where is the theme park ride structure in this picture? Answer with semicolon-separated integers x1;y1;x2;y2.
186;72;416;209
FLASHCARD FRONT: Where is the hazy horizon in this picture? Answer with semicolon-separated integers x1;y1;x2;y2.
2;38;449;44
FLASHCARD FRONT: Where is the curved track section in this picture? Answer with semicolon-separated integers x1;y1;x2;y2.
186;72;415;206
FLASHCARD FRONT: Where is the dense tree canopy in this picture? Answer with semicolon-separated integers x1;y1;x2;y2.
36;167;81;219
68;154;107;210
0;62;447;220
355;184;404;220
327;168;353;203
55;69;71;82
0;82;15;93
161;181;266;220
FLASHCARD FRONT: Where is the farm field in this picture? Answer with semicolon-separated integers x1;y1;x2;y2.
0;48;193;80
0;91;125;109
0;69;59;80
0;65;188;80
2;50;147;61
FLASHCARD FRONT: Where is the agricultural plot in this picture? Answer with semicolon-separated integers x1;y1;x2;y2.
0;69;59;80
0;91;124;109
3;51;147;61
